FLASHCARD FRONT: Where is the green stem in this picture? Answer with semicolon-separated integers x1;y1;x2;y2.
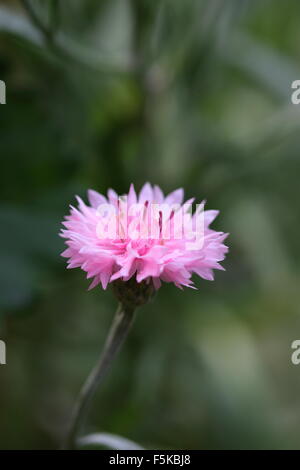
21;0;54;44
64;303;136;450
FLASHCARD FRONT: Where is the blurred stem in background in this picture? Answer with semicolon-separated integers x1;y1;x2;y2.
21;0;56;48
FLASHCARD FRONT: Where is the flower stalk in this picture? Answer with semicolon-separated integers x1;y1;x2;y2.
64;302;136;450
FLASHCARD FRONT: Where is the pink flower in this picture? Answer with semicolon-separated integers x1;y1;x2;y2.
60;183;228;290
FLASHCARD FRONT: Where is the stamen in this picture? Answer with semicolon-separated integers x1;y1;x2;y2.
159;211;163;237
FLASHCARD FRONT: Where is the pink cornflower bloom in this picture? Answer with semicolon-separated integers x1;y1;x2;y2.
60;183;228;290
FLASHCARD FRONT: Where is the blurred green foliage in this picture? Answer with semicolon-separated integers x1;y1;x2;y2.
1;0;300;450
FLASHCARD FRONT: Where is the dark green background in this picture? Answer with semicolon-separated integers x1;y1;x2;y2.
1;0;300;450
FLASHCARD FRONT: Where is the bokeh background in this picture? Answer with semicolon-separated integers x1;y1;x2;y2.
1;0;300;450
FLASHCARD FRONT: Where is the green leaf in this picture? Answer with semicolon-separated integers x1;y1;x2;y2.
77;433;144;450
